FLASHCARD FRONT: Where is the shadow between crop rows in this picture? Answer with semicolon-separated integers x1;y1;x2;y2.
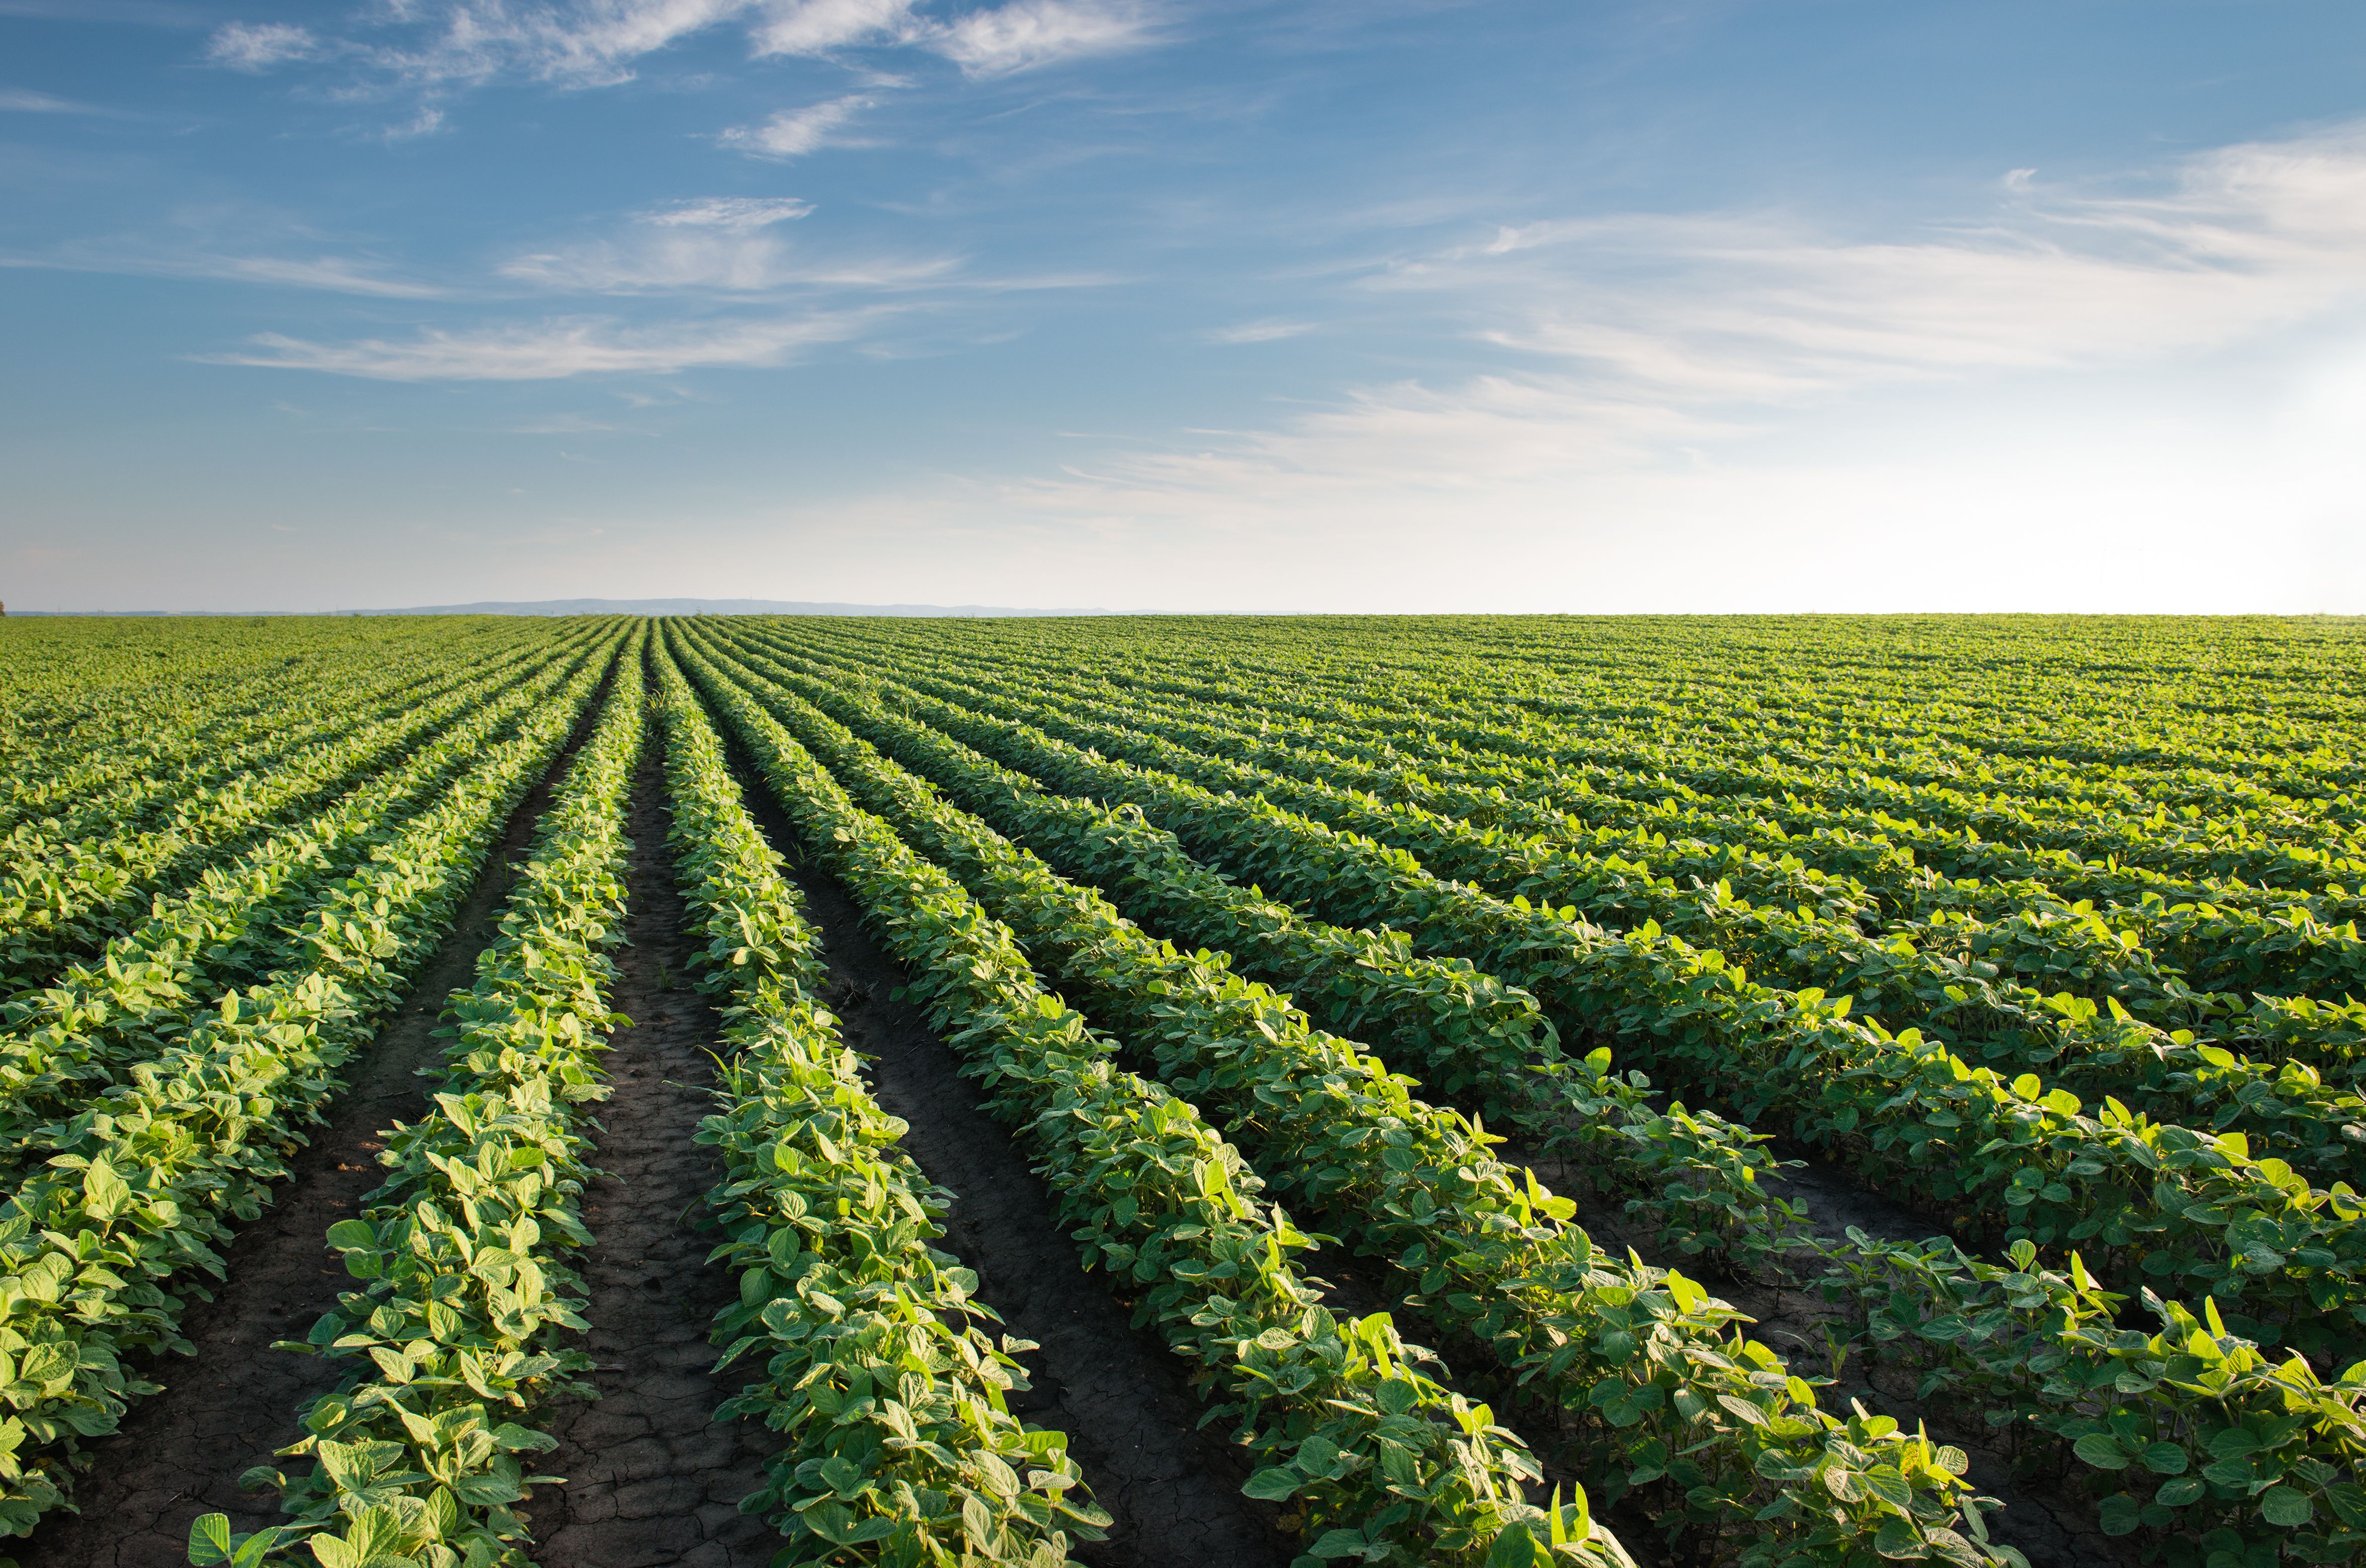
715;723;1293;1568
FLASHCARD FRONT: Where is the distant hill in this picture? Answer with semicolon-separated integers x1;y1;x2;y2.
10;598;1110;618
371;598;1108;617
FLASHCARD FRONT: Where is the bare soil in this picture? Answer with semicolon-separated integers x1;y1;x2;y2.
516;742;780;1568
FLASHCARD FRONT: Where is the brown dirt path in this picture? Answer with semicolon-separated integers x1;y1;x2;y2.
516;742;780;1568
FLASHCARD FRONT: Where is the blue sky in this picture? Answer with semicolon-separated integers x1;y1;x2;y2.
4;0;2364;613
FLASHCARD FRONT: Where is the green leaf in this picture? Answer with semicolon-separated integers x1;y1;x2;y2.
1874;1519;1922;1557
20;1342;75;1386
491;1422;558;1453
2208;1428;2260;1460
2259;1487;2313;1529
326;1219;376;1251
230;1527;289;1568
2096;1495;2142;1537
1308;1528;1375;1559
1241;1468;1302;1502
2073;1433;2131;1470
1484;1522;1544;1568
188;1514;233;1567
452;1470;527;1507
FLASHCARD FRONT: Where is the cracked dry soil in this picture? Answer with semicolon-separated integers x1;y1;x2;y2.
516;741;781;1568
19;680;612;1568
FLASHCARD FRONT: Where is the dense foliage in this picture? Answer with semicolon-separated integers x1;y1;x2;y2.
2;611;2358;1568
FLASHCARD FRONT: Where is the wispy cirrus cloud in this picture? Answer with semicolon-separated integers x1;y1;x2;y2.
204;21;323;71
350;0;754;89
751;0;920;55
1013;121;2366;538
499;230;953;293
0;87;129;115
1388;124;2366;403
925;0;1160;75
1202;319;1312;345
643;196;815;230
719;94;873;159
0;246;447;298
496;191;955;292
201;0;1158;92
201;308;888;380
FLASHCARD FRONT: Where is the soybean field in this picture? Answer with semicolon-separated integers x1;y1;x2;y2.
1;613;2362;1568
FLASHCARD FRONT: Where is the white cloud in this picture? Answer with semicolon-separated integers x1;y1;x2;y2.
0;88;118;114
720;95;870;159
209;254;449;296
205;21;320;70
643;196;814;230
1023;374;1714;508
497;192;949;294
289;0;912;89
1202;319;1312;345
0;248;446;298
750;0;918;54
925;0;1156;75
499;225;952;292
383;104;448;139
201;309;886;380
352;0;755;89
976;122;2366;611
1401;125;2366;404
189;0;1172;101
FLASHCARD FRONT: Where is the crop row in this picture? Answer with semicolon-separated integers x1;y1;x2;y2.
673;631;1636;1568
797;618;2360;843
730;628;2366;1351
787;620;2362;882
0;627;624;1540
677;627;1809;1268
721;623;2366;1562
678;627;2006;1568
795;643;2366;1185
681;629;2366;1532
653;644;1114;1564
788;620;2366;979
852;635;2366;1058
0;621;574;852
0;624;607;997
205;626;649;1568
769;627;2366;1080
0;639;608;1179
